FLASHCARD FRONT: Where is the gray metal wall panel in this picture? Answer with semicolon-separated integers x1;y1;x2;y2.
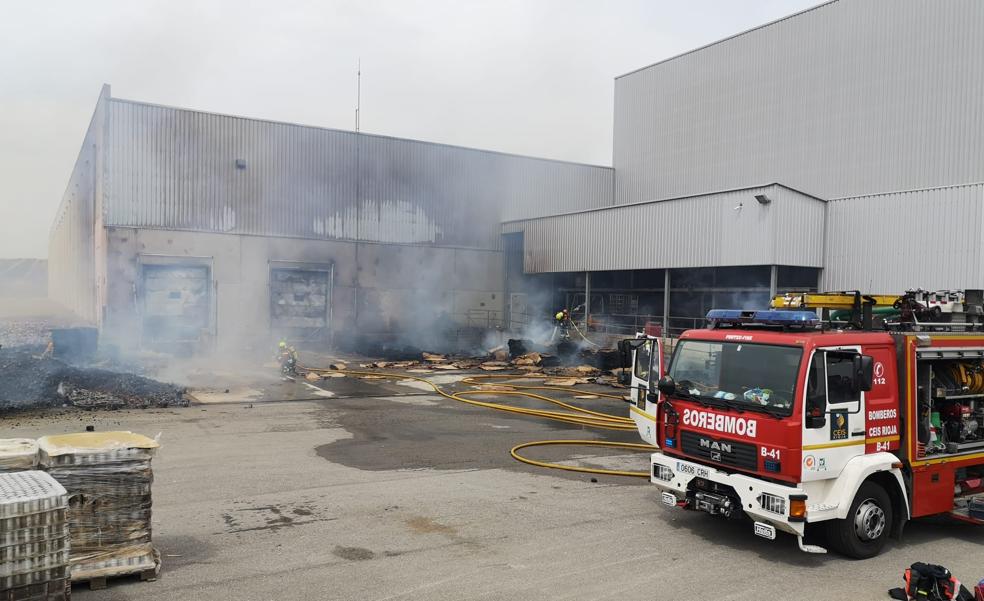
107;100;360;240
48;87;109;323
773;186;826;267
614;0;984;204
104;100;613;251
822;183;984;292
520;185;824;273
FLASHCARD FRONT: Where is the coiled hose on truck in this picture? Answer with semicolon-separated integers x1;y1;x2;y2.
301;366;655;478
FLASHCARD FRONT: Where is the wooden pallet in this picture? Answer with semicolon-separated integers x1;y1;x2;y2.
78;566;157;591
71;549;161;591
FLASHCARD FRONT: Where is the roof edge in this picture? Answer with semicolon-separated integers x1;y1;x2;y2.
501;182;825;225
108;96;613;171
830;181;984;201
615;0;840;80
50;84;111;238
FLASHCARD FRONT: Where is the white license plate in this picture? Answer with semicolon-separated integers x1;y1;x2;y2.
676;461;710;478
753;522;777;540
661;492;677;507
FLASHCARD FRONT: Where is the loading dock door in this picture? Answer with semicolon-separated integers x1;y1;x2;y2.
508;293;529;331
270;269;330;339
142;265;211;348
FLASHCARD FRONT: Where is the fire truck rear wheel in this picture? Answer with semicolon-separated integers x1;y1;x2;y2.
826;481;892;559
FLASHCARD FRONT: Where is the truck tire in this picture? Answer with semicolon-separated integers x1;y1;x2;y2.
826;481;892;559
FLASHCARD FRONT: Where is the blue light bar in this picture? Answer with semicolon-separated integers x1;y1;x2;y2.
706;309;819;327
706;309;755;323
753;310;819;326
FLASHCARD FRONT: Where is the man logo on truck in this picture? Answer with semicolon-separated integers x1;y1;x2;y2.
699;438;733;454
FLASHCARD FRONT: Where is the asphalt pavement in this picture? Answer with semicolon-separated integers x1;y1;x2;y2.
3;368;982;601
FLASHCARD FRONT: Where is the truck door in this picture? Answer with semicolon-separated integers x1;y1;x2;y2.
801;347;868;481
630;336;662;446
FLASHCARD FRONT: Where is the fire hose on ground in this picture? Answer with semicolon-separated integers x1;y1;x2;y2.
300;366;655;478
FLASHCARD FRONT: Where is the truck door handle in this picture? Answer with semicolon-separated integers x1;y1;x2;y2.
851;430;865;437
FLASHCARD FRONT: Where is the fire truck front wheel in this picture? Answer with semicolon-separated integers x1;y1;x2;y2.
825;481;893;559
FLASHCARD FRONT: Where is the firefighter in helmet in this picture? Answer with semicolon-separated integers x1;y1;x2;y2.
552;308;572;342
277;340;299;376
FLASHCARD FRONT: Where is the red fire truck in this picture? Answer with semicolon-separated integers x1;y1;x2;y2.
625;291;984;558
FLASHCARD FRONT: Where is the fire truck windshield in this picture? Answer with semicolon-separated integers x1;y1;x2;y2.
668;340;802;415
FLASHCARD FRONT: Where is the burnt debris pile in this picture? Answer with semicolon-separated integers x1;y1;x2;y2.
333;346;627;388
505;338;623;370
361;337;623;370
0;347;187;412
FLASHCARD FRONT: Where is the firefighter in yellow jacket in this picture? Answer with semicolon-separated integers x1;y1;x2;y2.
277;341;298;376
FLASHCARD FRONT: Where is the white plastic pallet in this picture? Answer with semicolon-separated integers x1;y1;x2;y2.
0;471;71;595
0;550;71;579
0;472;67;519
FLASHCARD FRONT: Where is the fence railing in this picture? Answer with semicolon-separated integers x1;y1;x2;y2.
573;313;705;339
459;307;705;349
463;309;506;330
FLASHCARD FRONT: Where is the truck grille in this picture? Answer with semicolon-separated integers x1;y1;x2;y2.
680;430;757;471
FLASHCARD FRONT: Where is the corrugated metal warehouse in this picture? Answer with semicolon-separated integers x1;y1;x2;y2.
505;0;984;335
50;0;984;349
613;0;984;204
50;85;613;351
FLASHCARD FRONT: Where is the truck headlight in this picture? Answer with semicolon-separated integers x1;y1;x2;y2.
757;492;786;515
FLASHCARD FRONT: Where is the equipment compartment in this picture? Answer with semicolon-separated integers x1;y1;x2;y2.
915;352;984;457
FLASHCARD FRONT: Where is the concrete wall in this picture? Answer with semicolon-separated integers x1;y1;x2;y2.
103;227;503;352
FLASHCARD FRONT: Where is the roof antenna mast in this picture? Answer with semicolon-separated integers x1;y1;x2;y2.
355;58;361;132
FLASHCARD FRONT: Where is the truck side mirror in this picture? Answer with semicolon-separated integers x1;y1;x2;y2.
854;354;874;392
657;376;676;395
617;339;636;386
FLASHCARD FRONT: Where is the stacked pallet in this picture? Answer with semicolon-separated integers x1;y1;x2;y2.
0;470;71;601
37;432;159;586
0;440;38;474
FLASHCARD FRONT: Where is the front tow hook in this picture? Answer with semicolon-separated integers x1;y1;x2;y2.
797;535;827;554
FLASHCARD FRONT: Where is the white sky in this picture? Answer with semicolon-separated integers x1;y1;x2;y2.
0;0;820;259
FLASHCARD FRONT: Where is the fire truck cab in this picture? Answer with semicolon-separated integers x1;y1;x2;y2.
628;296;984;558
